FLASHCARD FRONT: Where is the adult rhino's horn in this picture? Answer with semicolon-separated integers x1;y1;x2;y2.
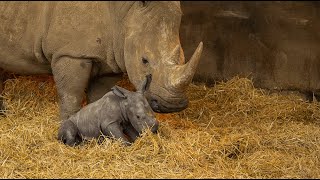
169;42;203;90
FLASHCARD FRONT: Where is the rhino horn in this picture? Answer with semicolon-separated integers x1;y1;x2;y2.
168;42;203;90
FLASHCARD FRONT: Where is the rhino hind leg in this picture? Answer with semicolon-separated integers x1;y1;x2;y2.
101;121;131;146
58;120;82;146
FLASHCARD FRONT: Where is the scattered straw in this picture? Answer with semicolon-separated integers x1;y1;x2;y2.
0;75;319;178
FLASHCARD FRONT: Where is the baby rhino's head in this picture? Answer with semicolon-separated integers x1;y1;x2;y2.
112;75;159;134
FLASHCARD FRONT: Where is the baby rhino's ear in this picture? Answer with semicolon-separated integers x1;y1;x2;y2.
111;86;131;99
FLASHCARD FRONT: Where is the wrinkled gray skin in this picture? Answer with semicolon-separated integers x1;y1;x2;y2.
58;75;159;146
0;2;203;121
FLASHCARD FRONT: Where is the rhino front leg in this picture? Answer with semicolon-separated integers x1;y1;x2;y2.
51;56;92;121
101;121;131;146
123;123;140;143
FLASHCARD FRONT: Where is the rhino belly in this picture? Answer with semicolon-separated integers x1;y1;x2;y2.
0;46;51;75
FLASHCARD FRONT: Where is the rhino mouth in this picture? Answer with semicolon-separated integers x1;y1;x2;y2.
147;93;189;113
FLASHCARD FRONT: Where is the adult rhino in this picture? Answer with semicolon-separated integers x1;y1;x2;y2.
0;1;203;121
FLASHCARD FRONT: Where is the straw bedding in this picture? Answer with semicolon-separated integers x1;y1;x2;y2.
0;75;319;178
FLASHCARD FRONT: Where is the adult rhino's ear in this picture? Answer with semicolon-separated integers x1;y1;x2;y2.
111;86;131;99
139;74;152;93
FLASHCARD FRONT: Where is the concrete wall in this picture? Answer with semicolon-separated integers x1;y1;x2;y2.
180;1;320;93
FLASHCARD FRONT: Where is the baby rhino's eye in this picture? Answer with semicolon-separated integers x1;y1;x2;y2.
136;115;140;119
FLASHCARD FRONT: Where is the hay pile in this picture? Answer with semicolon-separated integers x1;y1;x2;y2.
0;75;319;178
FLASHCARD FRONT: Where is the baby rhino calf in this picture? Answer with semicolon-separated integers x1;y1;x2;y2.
58;75;159;146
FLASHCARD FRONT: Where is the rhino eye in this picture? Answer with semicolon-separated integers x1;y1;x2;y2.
142;57;149;65
136;115;140;119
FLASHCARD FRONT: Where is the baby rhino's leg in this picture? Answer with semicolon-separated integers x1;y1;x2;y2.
101;121;131;146
123;123;140;143
58;120;82;146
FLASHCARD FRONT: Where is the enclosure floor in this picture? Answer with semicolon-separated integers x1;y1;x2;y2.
0;75;319;178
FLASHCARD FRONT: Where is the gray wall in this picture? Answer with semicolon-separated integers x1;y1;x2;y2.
180;1;320;93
